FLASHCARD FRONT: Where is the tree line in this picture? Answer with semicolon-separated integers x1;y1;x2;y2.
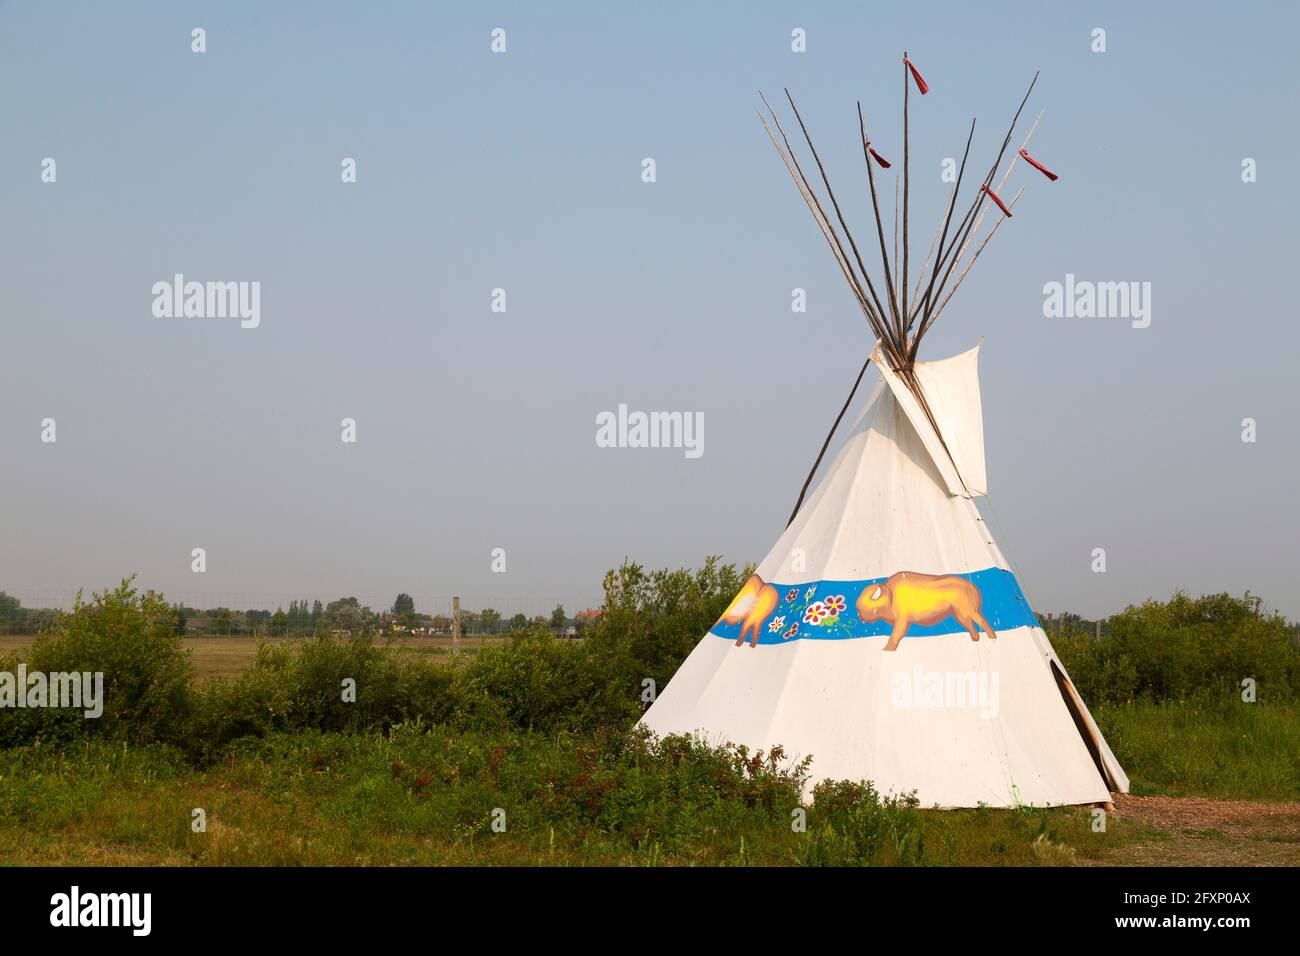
0;590;584;638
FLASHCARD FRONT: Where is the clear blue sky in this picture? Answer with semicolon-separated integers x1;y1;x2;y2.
2;1;1297;618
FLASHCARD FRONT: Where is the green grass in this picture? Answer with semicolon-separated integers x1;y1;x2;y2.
1093;699;1298;800
0;728;1145;866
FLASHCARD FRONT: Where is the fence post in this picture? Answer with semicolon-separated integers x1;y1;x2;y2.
1094;619;1101;641
452;596;461;655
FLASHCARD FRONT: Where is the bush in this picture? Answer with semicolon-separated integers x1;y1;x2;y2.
377;723;810;853
453;559;750;736
190;633;462;757
1053;591;1299;705
0;579;192;747
590;557;749;691
455;625;592;733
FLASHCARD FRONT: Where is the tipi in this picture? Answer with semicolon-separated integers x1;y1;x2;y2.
639;56;1128;808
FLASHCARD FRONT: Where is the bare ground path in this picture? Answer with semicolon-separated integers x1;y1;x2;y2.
1099;794;1300;866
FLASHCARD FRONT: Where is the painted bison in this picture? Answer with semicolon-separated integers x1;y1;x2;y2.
719;573;780;648
856;571;996;651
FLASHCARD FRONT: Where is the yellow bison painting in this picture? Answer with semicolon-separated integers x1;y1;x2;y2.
719;573;780;648
856;571;996;651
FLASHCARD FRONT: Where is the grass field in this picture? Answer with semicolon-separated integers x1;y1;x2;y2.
0;633;505;680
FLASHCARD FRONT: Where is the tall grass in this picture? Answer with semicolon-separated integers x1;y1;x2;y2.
1093;698;1297;800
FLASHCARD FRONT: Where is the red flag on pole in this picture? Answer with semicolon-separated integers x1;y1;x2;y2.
1018;148;1059;181
981;183;1013;217
903;56;929;95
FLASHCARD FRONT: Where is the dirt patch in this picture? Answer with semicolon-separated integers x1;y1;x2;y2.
1100;794;1300;866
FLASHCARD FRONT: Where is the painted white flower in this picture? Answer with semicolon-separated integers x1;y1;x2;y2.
803;602;828;625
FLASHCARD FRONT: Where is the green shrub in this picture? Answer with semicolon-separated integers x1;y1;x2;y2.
190;633;463;757
452;559;750;736
1053;591;1299;705
589;557;749;691
0;579;192;747
374;723;810;852
457;623;643;734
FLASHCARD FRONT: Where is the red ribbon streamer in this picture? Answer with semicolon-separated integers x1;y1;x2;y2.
903;56;929;95
981;183;1013;217
1019;148;1059;181
865;140;892;169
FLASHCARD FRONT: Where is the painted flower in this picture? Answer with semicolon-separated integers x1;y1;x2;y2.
783;623;800;639
822;594;846;617
804;585;818;601
803;601;828;625
767;615;786;633
785;588;800;602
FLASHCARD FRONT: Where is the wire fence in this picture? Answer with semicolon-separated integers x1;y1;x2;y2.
0;587;605;638
1039;611;1111;640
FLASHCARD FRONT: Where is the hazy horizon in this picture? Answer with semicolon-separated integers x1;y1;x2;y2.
3;2;1298;621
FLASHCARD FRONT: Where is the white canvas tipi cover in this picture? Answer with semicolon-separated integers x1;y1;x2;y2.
639;344;1128;808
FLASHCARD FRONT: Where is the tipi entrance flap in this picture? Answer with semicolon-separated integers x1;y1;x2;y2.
912;344;987;496
870;342;988;498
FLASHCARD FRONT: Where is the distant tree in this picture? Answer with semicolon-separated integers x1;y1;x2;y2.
337;606;365;633
510;613;528;630
326;597;365;634
551;604;567;628
269;609;289;636
0;591;20;632
208;607;234;636
311;599;323;625
172;603;187;636
479;608;502;631
393;593;415;615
